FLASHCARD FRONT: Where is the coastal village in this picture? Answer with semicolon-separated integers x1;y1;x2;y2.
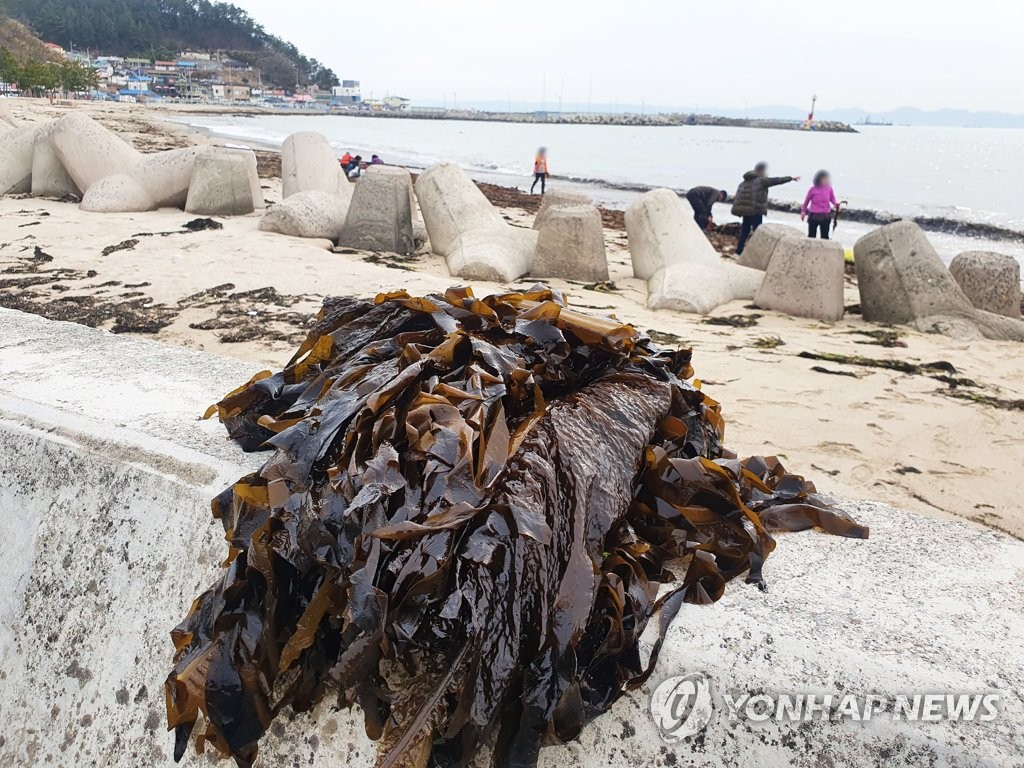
1;41;855;130
2;42;414;111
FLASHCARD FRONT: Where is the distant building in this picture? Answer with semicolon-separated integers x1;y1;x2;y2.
119;75;157;101
124;57;151;73
382;96;410;111
42;42;66;58
332;80;362;105
212;83;251;101
150;74;179;98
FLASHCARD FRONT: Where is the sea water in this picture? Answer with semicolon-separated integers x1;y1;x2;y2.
171;113;1024;270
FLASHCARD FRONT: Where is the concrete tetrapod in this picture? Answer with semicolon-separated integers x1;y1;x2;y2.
31;120;81;198
754;237;846;322
949;251;1021;319
50;113;140;193
854;220;1024;340
625;188;721;280
414;162;507;257
258;190;349;243
627;189;764;314
533;188;594;229
735;223;804;271
337;165;415;254
281;131;349;201
415;162;536;280
0;123;43;195
532;204;609;282
185;149;257;217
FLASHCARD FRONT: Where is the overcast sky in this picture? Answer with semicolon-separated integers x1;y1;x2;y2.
233;0;1023;113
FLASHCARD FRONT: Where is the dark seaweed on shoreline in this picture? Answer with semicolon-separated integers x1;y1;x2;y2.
166;286;868;768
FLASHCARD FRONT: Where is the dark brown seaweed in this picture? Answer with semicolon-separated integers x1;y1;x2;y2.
167;286;868;768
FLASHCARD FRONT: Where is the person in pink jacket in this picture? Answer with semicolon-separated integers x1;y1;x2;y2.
801;170;839;239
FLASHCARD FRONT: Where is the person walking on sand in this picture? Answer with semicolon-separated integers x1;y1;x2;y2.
732;162;800;255
531;147;549;194
801;170;839;239
685;186;728;232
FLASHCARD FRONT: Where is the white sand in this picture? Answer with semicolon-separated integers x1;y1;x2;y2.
3;97;1023;539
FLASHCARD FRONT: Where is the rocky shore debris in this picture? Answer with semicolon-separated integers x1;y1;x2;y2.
167;286;868;768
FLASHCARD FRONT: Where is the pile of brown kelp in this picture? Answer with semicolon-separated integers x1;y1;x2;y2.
166;286;868;768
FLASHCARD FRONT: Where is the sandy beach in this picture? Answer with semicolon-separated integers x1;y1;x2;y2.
3;97;1023;539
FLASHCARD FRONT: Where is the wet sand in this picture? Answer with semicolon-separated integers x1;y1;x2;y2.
2;97;1023;539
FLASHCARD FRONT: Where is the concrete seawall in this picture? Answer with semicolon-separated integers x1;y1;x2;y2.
0;307;1021;767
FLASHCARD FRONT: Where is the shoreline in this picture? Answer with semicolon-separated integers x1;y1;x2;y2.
163;108;1024;245
2;98;1024;542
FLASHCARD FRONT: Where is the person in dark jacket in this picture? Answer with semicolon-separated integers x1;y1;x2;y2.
732;162;800;254
685;186;728;231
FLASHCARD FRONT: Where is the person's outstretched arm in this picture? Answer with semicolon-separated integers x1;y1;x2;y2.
767;175;798;187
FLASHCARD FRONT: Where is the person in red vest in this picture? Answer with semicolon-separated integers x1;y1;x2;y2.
530;147;549;194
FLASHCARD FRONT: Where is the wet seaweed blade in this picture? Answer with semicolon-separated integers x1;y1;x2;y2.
167;286;868;768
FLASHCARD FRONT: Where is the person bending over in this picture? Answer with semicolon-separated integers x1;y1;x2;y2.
801;170;839;239
686;186;728;232
531;147;549;194
731;162;800;254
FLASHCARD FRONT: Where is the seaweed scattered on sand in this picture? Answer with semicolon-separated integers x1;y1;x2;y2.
810;366;861;378
802;351;981;389
847;329;906;348
581;280;619;293
183;217;223;232
363;252;419;271
704;313;762;328
133;218;224;238
798;351;956;375
942;390;1024;411
101;238;140;256
183;286;317;344
167;286;868;768
646;329;684;346
753;336;785;349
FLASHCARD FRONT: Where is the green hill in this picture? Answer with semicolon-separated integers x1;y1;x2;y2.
0;0;338;89
0;14;60;63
